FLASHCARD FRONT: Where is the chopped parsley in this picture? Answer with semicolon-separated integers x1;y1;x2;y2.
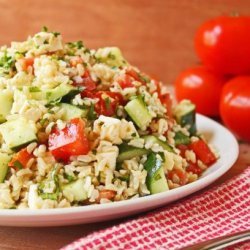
107;52;116;60
42;26;48;32
87;103;97;120
67;41;84;49
104;97;111;110
13;160;23;170
0;52;15;69
52;31;61;37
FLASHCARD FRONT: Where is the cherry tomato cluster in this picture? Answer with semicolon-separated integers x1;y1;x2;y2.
175;16;250;142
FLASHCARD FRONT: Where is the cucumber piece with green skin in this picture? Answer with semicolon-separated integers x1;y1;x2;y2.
29;84;79;103
38;165;60;200
95;47;127;67
62;178;88;202
0;153;11;183
46;84;79;103
0;90;13;124
174;100;196;135
117;143;149;163
174;131;191;146
125;96;152;130
0;118;37;151
143;135;174;153
144;153;169;194
59;103;88;121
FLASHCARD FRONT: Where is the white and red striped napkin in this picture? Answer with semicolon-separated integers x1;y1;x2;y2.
63;167;250;250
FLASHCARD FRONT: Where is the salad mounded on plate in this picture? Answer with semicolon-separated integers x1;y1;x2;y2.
0;28;218;209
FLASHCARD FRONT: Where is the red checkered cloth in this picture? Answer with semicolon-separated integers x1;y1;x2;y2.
63;167;250;250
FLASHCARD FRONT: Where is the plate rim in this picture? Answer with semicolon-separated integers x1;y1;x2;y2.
0;114;239;218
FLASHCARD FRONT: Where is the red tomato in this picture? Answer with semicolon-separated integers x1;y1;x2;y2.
48;118;90;162
8;148;32;170
18;57;34;71
220;76;250;142
126;69;143;83
186;163;203;176
70;56;83;67
195;16;250;75
175;66;225;116
75;70;96;94
159;93;173;117
95;91;124;116
189;139;217;166
177;144;189;158
168;168;188;185
117;74;134;89
96;190;116;203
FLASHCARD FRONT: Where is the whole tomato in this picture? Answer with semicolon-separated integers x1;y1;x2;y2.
175;66;226;116
195;16;250;75
220;76;250;142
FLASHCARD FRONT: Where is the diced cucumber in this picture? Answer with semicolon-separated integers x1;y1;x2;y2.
95;47;127;67
62;178;88;202
117;143;149;163
125;96;152;130
0;153;11;182
29;84;78;103
38;165;60;200
174;100;196;135
46;84;78;103
144;153;169;194
59;103;88;121
143;135;174;152
0;90;13;123
0;118;37;151
174;131;191;146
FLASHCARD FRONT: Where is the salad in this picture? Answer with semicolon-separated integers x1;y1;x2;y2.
0;28;218;209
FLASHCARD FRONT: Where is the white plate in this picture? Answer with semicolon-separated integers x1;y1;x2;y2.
0;114;239;227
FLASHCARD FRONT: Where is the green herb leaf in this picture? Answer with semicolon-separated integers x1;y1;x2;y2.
42;26;48;32
13;160;23;170
104;97;111;110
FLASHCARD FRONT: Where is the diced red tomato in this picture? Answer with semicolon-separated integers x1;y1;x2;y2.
70;56;83;67
8;148;33;170
153;80;162;96
177;144;189;158
18;57;34;71
94;91;125;116
186;162;203;175
168;168;188;185
159;93;173;117
189;139;217;166
117;74;134;89
126;69;142;82
82;70;96;91
48;118;90;162
74;70;96;95
97;190;116;203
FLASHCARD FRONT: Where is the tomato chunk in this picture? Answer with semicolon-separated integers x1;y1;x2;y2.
48;118;90;162
94;91;124;116
117;74;134;89
18;57;34;71
168;168;188;185
186;162;203;175
70;56;83;67
189;139;216;166
74;70;96;95
8;148;33;170
97;190;116;203
159;93;172;117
